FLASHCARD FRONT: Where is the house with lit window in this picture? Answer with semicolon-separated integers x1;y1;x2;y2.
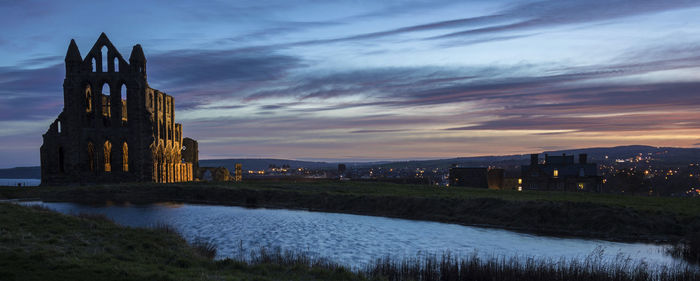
521;153;601;192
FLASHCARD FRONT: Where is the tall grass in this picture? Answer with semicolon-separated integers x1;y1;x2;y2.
228;246;699;281
74;212;113;223
670;234;700;265
149;221;179;235
232;245;344;271
191;238;217;259
149;222;217;259
362;253;682;281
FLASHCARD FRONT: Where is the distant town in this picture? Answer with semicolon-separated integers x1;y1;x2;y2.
4;145;700;197
194;145;700;197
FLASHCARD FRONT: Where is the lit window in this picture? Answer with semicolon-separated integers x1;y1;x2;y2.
553;169;559;177
578;183;584;189
104;140;112;172
122;142;128;172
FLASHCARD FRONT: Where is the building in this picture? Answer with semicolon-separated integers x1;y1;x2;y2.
40;33;198;185
449;167;504;189
521;153;601;191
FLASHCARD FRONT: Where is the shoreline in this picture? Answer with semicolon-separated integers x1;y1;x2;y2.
29;197;676;244
2;181;697;244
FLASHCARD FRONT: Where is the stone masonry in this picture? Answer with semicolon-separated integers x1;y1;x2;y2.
40;33;198;185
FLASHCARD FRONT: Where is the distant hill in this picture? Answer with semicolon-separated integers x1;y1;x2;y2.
183;145;700;172
3;145;699;178
0;166;41;179
199;159;338;171
370;145;700;169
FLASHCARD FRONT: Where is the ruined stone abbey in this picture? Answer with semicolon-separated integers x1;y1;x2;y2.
40;33;199;185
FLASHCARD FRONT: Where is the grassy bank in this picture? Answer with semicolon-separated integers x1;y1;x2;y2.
1;180;699;242
1;202;697;281
0;202;359;281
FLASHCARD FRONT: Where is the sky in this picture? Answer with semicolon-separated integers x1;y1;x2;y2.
2;0;700;168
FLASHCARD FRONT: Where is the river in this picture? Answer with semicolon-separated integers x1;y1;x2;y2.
22;201;685;269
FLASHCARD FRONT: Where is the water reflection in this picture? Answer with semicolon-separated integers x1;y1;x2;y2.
23;201;683;269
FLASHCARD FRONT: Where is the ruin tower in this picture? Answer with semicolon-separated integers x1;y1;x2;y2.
40;33;198;185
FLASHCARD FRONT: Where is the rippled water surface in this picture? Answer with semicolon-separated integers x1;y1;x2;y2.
25;201;683;268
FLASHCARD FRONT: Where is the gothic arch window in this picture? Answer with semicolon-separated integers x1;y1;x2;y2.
120;84;126;101
87;142;95;172
92;58;96;72
85;85;93;113
104;140;112;172
58;147;65;173
122;142;129;172
57;121;62;134
120;84;127;122
102;83;111;96
114;57;119;72
101;46;108;72
101;83;111;120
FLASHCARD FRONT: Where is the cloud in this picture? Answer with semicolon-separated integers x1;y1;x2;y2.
227;0;700;48
447;110;700;133
142;47;306;109
219;21;345;43
430;0;700;40
148;48;304;87
0;63;64;121
236;43;700;113
349;129;407;134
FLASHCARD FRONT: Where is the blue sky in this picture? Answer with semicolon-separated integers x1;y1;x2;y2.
2;0;700;168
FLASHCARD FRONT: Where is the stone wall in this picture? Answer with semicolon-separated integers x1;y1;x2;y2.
40;33;198;185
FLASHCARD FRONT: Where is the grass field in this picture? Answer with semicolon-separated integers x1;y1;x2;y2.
219;180;700;216
4;180;699;215
1;180;699;242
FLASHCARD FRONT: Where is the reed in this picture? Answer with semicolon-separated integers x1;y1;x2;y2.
230;246;699;281
670;234;700;265
191;238;217;260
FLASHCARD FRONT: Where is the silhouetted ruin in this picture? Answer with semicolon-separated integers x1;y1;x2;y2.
40;33;198;185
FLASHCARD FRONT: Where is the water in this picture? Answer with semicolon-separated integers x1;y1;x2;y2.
0;178;40;186
23;201;684;269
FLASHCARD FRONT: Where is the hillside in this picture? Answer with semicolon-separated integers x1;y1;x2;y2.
372;145;700;169
0;166;41;179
